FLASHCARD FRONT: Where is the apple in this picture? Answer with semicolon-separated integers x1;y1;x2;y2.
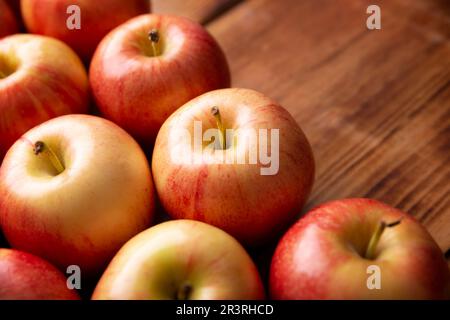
90;14;230;146
0;115;155;278
92;220;265;300
0;34;89;161
0;0;18;38
21;0;151;62
269;198;450;299
0;248;79;300
151;88;315;246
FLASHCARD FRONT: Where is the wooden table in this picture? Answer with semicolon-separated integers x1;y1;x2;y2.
154;0;450;259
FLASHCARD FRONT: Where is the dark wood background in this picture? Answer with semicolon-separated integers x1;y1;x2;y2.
153;0;450;258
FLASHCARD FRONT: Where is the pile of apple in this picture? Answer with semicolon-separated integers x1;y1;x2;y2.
0;0;449;300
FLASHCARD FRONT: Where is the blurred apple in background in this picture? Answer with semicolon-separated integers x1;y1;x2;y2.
0;34;89;161
90;14;230;146
152;88;315;246
4;0;23;31
5;0;20;16
0;0;18;38
0;115;155;278
270;198;450;299
92;220;264;300
0;248;79;299
21;0;151;62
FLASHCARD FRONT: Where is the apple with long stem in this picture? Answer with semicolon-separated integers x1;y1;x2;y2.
0;34;89;160
21;0;151;62
0;115;155;278
269;198;450;299
0;0;18;38
0;248;79;300
92;220;265;300
152;88;315;246
90;14;230;146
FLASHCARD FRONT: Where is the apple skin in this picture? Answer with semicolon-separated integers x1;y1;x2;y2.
92;220;265;300
90;14;231;146
0;248;79;300
0;0;18;38
0;115;155;278
152;88;315;246
0;34;89;161
5;0;20;16
21;0;151;62
269;198;450;300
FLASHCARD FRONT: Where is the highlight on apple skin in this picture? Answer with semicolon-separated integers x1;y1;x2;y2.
0;0;18;38
0;115;155;278
0;34;89;160
0;248;79;300
92;220;265;300
269;198;450;300
21;0;151;62
152;88;315;247
90;14;231;146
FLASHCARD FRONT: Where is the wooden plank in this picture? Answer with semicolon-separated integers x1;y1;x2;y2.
152;0;240;24
206;0;450;251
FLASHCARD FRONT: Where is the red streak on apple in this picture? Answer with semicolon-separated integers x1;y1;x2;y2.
194;166;208;221
0;248;79;299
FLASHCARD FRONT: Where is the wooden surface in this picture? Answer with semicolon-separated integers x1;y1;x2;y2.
156;0;450;255
153;0;241;24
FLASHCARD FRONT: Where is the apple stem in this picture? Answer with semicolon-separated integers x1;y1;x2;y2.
211;106;226;150
33;141;65;174
148;29;160;56
176;283;192;300
365;218;402;260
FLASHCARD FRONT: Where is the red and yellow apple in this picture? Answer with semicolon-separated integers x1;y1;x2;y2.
21;0;151;62
152;88;315;246
0;34;89;160
90;14;230;146
0;0;18;38
0;115;155;277
92;220;265;300
270;198;450;299
0;248;79;300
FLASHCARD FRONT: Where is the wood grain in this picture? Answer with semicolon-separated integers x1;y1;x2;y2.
152;0;240;24
206;0;450;251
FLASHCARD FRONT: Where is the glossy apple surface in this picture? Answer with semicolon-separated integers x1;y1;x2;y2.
0;0;18;38
0;248;79;300
152;88;315;246
92;220;264;300
90;14;230;146
0;115;155;277
21;0;151;62
270;198;450;299
0;34;89;160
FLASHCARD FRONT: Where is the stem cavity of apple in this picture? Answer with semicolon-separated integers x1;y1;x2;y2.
211;106;226;150
365;218;402;260
176;282;192;300
33;141;65;175
148;29;161;57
